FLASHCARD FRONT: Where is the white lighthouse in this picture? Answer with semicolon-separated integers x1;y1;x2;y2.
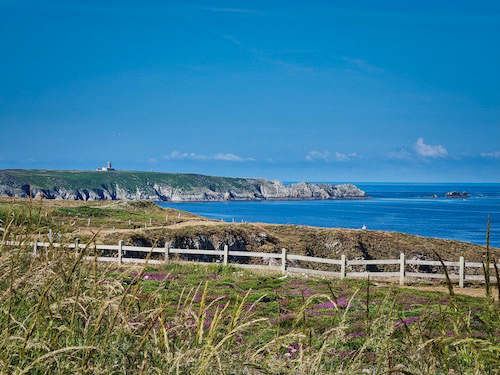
96;161;115;172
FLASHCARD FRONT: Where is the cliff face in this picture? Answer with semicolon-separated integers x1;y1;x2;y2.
0;169;366;201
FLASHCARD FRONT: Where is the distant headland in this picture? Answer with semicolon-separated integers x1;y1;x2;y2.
0;168;366;202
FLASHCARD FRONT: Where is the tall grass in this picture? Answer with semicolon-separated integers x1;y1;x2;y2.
0;208;498;374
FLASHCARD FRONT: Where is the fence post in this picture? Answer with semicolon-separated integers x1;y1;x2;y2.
459;256;465;288
33;241;38;256
118;240;123;264
49;228;53;242
74;238;80;256
164;242;170;263
281;248;287;274
340;255;346;279
223;245;228;265
399;253;406;286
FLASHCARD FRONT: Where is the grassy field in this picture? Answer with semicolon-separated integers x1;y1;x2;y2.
0;198;206;234
0;199;499;373
0;239;498;373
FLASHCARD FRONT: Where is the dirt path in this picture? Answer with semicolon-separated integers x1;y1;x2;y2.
401;285;498;300
76;219;226;235
166;220;226;229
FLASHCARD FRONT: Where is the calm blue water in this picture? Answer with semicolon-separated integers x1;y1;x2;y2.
157;183;500;247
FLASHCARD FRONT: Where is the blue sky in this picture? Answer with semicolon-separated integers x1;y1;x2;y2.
1;1;499;182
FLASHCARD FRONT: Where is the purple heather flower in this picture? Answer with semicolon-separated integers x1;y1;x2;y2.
395;316;419;328
337;350;356;359
285;343;300;359
312;298;347;310
336;297;348;308
347;331;366;339
286;287;315;297
309;310;336;317
403;297;429;305
270;313;295;324
314;301;336;310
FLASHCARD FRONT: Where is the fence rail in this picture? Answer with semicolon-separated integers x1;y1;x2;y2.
2;240;499;288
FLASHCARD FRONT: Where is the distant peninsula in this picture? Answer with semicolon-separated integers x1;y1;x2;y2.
0;169;366;202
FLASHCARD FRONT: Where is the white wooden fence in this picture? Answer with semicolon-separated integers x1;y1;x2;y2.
2;240;499;288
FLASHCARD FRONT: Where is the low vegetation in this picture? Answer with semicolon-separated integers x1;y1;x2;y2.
0;169;260;192
0;198;204;234
0;201;499;373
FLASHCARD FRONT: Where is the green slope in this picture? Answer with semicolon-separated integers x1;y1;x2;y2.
0;169;261;193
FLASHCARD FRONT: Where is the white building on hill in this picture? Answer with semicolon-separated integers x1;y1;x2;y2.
96;161;115;171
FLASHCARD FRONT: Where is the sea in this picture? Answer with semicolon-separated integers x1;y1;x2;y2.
156;183;500;247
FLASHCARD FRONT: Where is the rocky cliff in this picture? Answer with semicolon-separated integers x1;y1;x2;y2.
0;169;366;202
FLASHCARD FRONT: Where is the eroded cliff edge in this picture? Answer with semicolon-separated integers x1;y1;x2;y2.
0;169;366;201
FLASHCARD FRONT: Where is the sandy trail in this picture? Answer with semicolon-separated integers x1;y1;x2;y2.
401;285;498;300
75;219;226;235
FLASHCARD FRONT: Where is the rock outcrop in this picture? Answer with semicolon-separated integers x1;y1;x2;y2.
0;169;366;202
445;191;470;199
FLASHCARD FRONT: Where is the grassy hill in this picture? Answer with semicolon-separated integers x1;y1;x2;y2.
0;169;366;201
0;169;258;191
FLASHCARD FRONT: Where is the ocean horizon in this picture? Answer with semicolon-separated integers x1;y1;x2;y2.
157;182;500;247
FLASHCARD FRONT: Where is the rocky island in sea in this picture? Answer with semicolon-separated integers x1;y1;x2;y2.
0;169;366;201
445;191;470;199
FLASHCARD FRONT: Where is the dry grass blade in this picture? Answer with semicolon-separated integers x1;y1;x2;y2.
493;256;500;302
432;249;454;297
17;346;97;375
483;216;491;298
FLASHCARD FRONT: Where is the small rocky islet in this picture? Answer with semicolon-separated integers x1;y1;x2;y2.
445;191;470;199
424;192;470;199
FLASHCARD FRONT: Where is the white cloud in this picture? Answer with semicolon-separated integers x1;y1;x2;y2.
163;151;253;162
480;151;500;159
306;150;358;162
164;151;208;160
214;153;254;161
414;138;448;158
306;150;331;161
335;152;358;161
221;34;241;46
